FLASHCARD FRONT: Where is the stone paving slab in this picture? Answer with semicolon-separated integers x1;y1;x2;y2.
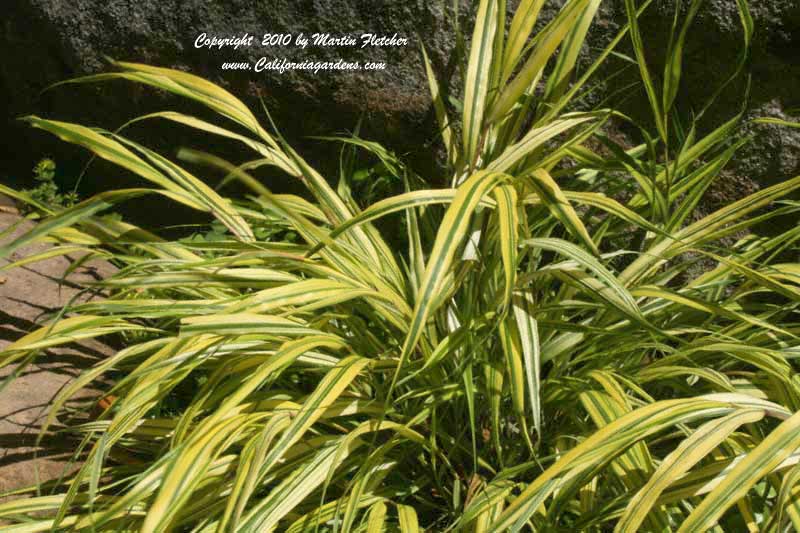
0;205;115;494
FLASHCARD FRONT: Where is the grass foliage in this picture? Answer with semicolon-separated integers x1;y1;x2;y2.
1;0;800;531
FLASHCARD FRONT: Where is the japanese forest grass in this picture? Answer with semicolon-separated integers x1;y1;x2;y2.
1;0;800;531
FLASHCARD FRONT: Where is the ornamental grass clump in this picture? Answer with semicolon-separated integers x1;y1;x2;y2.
1;0;800;531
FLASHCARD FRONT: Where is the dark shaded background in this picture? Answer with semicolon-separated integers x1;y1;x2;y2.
2;0;799;217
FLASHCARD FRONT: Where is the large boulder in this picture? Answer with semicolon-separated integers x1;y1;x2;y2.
1;0;467;193
1;0;799;197
611;0;800;190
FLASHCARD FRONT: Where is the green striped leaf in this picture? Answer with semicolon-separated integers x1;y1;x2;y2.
462;0;499;165
616;408;765;532
679;409;800;532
